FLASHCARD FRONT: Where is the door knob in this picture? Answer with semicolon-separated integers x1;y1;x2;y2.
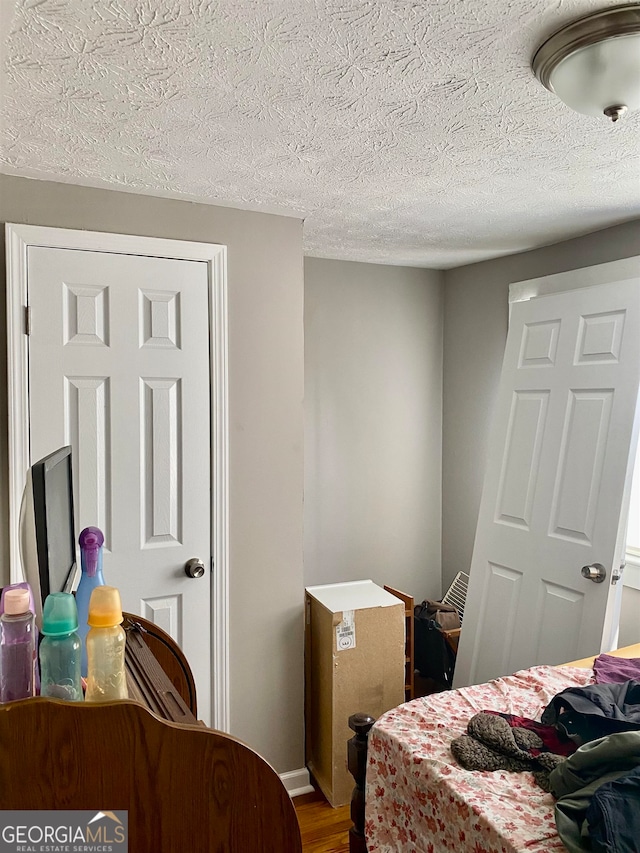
184;558;205;579
581;563;606;583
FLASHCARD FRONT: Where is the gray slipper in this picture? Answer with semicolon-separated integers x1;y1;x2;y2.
467;713;532;762
451;734;532;772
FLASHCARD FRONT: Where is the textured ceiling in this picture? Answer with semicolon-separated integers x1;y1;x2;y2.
1;0;639;268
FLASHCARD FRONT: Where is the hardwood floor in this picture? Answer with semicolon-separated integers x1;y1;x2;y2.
295;789;351;853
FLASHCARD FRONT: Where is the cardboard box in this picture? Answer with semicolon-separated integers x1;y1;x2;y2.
304;580;406;807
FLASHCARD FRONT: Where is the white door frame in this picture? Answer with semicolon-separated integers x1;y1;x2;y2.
509;256;640;304
5;223;230;732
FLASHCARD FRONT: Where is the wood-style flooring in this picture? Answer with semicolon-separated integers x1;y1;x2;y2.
295;789;351;853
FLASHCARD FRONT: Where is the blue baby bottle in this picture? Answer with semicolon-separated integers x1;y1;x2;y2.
75;527;105;677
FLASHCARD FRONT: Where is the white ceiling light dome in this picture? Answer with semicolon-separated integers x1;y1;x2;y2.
533;4;640;122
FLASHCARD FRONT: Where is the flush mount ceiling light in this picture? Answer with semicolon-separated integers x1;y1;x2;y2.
532;4;640;122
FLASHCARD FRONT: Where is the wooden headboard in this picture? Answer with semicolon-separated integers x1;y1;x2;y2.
0;698;302;853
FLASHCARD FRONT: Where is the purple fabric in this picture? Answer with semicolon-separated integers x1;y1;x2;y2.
593;653;640;684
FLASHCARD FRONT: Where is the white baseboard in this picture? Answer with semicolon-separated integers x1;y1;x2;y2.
280;767;314;798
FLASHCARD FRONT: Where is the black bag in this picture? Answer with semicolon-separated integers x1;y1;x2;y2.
414;599;460;687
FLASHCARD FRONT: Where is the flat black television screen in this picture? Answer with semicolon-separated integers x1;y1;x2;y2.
30;445;77;605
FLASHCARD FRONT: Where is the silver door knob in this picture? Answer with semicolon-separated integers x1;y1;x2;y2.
184;558;205;579
581;563;606;583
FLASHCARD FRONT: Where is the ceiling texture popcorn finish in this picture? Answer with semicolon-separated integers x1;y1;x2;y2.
0;0;639;268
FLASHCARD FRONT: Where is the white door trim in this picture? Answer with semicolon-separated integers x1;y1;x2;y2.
509;256;640;303
5;223;230;732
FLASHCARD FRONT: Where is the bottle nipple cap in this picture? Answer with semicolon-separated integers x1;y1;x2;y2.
3;588;31;615
87;585;123;627
42;592;78;636
79;527;104;578
79;527;104;550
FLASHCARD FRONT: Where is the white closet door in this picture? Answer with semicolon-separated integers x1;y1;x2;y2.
27;246;212;722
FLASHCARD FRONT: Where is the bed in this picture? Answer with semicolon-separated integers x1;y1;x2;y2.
348;643;640;853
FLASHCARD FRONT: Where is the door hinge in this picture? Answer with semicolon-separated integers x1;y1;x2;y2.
24;306;31;335
611;562;625;585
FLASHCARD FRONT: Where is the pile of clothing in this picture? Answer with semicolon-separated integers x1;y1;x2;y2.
451;654;640;853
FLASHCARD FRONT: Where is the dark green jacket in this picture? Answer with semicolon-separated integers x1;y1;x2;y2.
548;731;640;852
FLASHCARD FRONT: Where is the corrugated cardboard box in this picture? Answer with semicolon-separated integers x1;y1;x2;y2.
304;580;405;807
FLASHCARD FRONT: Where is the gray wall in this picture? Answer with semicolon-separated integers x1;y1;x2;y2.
304;258;444;601
442;219;640;596
3;175;638;774
0;174;305;775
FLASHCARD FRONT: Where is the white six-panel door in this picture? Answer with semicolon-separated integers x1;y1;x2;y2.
454;278;640;688
27;245;214;723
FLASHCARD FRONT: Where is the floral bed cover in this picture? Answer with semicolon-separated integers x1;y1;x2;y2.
365;665;594;853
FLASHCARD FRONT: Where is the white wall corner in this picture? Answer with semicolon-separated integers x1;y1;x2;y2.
280;767;314;798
